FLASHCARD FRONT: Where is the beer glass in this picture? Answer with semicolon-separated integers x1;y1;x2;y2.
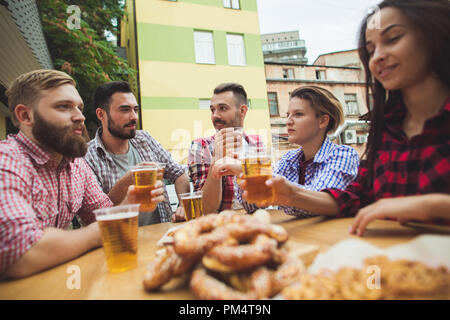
155;162;166;182
136;161;165;182
180;191;204;221
240;148;274;206
131;165;158;212
94;204;140;273
233;127;246;158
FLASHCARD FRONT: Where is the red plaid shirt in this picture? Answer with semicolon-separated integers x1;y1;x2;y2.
188;133;264;212
0;132;113;274
324;97;450;219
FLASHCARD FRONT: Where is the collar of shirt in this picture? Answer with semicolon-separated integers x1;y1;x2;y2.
93;126;107;155
384;95;450;136
15;131;72;169
283;136;335;166
94;127;151;159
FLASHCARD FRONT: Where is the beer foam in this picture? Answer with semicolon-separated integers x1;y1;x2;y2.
96;211;138;221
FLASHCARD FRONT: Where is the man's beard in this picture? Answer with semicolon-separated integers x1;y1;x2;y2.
107;113;137;140
214;110;242;129
32;110;87;158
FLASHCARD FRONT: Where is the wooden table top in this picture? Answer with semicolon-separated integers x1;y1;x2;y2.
0;210;445;300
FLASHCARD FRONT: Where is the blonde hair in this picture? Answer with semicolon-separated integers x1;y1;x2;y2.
5;69;76;127
289;86;344;134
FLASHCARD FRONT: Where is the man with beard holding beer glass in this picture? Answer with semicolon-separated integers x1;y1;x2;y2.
0;70;165;279
178;83;264;221
212;86;360;217
84;81;191;225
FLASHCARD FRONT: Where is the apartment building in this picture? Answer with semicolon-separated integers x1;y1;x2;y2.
261;30;308;64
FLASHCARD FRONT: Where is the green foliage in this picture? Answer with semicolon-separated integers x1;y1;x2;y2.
37;0;136;137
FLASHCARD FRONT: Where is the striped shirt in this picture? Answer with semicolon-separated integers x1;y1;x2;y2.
188;133;264;212
84;129;185;222
239;137;360;217
0;131;112;274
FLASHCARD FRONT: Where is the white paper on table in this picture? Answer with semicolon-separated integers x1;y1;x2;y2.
156;221;190;246
308;235;450;275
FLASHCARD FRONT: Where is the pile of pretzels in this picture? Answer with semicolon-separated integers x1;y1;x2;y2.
143;210;305;299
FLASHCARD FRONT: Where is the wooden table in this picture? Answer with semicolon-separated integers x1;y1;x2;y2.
0;210;444;300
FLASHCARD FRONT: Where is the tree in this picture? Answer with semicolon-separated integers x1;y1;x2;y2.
37;0;136;137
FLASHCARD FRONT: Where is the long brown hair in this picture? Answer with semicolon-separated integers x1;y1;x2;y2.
358;0;450;187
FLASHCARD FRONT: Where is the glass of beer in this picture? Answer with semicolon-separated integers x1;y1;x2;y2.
131;165;158;212
240;148;274;206
180;191;204;221
155;162;166;182
94;204;140;273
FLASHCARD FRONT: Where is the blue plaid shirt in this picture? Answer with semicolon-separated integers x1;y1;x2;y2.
238;137;360;217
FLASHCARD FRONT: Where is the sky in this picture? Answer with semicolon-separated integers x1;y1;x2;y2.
256;0;381;64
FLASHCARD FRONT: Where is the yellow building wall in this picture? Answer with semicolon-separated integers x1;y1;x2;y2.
131;0;272;162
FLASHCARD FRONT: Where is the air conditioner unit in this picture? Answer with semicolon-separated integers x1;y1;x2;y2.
343;130;357;144
357;135;368;144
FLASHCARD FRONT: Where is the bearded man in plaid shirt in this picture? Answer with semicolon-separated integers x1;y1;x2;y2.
175;83;264;221
0;70;164;279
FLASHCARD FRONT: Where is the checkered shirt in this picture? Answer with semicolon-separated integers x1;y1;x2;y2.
188;133;264;212
84;129;185;222
0;131;113;274
238;137;360;217
325;97;450;218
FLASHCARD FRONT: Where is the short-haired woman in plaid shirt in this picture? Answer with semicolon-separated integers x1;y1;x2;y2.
212;86;360;216
239;0;450;236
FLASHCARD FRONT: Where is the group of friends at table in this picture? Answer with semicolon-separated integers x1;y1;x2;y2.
0;0;449;281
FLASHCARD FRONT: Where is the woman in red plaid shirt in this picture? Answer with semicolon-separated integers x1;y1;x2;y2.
240;0;450;236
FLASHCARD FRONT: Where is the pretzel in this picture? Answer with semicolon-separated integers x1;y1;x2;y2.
173;211;288;258
281;255;450;300
173;212;237;257
270;254;306;296
143;245;200;291
144;210;296;297
190;266;273;300
203;234;278;272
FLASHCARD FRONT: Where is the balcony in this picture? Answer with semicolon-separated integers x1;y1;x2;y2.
262;40;306;54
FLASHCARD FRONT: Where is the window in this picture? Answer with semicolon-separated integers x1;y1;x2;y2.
344;94;359;115
226;34;246;66
268;92;279;116
224;0;240;9
315;69;326;80
283;68;294;79
198;99;211;110
194;31;215;64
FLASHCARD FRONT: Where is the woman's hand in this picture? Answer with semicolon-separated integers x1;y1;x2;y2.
240;175;298;207
349;194;448;236
172;206;186;222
